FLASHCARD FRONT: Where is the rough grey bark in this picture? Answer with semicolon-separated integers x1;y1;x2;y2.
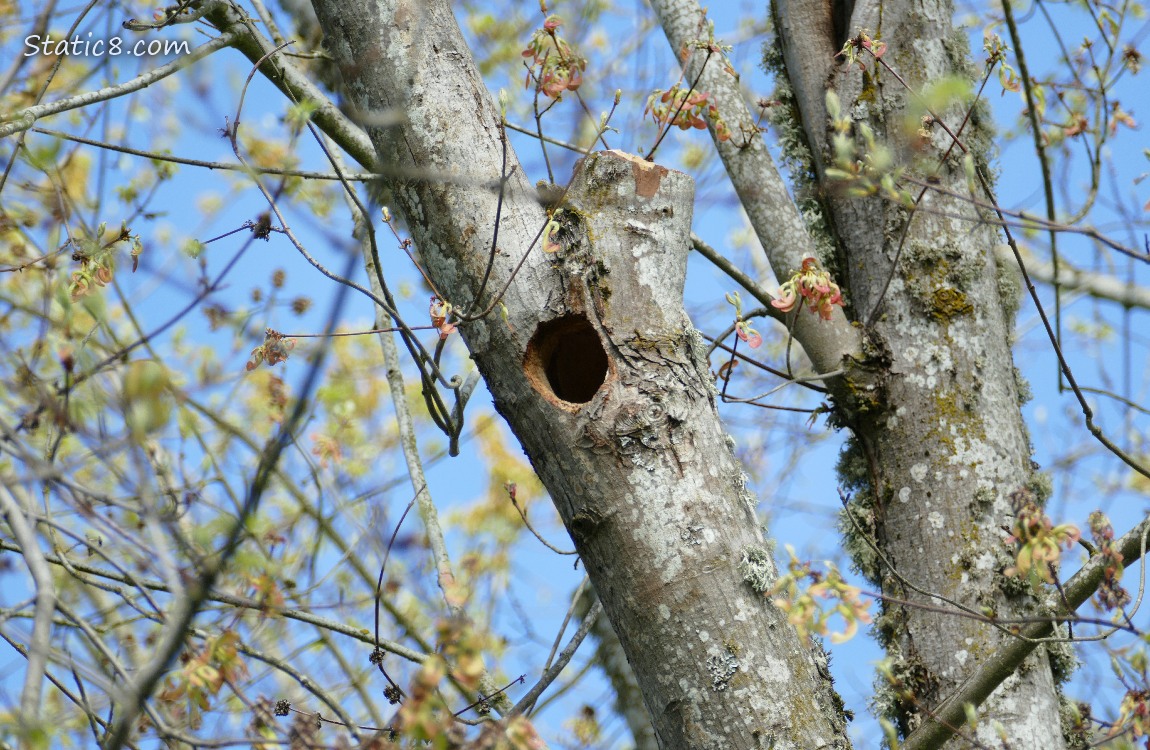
308;1;850;747
771;0;1067;745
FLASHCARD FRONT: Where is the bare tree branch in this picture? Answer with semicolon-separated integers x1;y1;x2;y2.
0;537;427;661
509;599;602;718
648;0;862;378
997;244;1150;311
0;482;57;737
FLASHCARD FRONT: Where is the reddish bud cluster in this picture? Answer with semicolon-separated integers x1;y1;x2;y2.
429;296;456;339
522;16;586;100
1003;493;1080;585
836;30;887;70
246;328;295;371
644;85;731;142
771;257;845;321
1089;511;1131;611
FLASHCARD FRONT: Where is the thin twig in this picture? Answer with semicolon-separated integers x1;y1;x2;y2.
509;598;602;718
27;126;379;181
690;233;785;324
981;167;1150;480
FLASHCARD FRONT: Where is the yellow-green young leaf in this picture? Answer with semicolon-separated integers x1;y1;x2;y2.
450;414;546;545
832;134;855;164
24;139;62;170
285;98;319;135
183;239;206;259
681;143;708;171
78;286;107;319
123;360;173;436
825;89;842;120
867;144;894;173
879;718;901;748
964;702;979;728
17;724;50;750
565;705;602;745
1031;83;1047;119
175;405;200;439
964;153;977;193
880;173;897;197
824;167;856;182
918;75;972;113
53;276;75;318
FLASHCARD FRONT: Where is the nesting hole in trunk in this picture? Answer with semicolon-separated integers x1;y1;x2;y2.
524;315;609;405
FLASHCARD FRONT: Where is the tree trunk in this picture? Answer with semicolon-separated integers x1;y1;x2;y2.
309;1;850;747
771;0;1067;744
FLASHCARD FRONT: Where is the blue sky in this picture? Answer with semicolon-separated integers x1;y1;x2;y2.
1;1;1148;747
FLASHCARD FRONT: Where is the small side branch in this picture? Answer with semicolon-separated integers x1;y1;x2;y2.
508;598;602;718
996;244;1150;311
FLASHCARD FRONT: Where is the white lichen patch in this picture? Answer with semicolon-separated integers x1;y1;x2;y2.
899;487;911;503
955;649;969;666
946;435;1002;479
890;313;982;395
739;545;776;592
754;655;791;685
706;647;740;692
680;525;704;546
625;468;702;583
973;550;998;571
911;463;928;482
659;604;671;621
927;511;944;530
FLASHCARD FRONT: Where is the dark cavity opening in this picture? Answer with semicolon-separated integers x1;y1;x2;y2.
525;315;608;405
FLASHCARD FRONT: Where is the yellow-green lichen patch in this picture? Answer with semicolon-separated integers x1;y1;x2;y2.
929;287;973;320
857;69;878;104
